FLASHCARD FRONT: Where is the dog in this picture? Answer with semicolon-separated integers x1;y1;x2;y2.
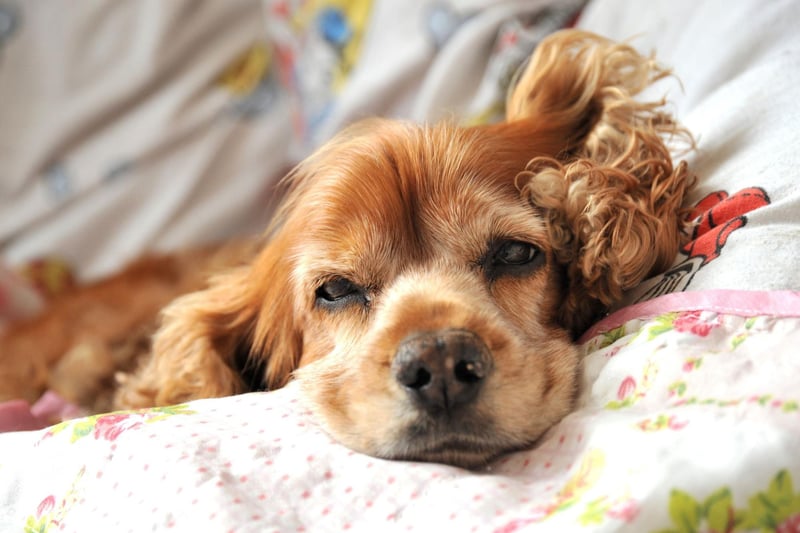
0;242;259;413
0;30;693;468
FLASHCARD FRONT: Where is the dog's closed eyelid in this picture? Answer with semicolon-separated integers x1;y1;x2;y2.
314;277;370;310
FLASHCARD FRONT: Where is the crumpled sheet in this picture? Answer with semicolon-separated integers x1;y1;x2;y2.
2;296;799;532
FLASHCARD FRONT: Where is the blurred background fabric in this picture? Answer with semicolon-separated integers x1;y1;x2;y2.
0;0;584;283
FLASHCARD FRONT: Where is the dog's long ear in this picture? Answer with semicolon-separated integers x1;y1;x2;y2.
506;30;694;334
114;233;302;408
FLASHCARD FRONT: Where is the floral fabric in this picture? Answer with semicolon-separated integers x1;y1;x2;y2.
2;293;799;532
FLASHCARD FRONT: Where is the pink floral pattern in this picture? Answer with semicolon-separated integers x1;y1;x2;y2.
617;376;636;400
92;413;144;441
23;467;84;532
635;414;688;432
41;404;195;443
35;495;55;517
672;310;722;337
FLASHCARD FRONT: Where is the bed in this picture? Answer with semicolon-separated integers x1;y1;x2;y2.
2;1;799;531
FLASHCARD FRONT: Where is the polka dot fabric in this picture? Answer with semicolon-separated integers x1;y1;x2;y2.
2;294;800;532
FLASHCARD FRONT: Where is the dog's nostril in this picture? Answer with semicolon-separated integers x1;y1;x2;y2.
394;357;434;390
406;367;432;390
454;359;486;384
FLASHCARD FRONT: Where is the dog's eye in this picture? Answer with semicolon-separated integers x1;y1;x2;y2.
494;241;538;265
315;277;367;309
484;240;543;279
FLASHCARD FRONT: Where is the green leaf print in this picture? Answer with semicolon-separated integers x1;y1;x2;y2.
744;470;800;531
669;489;701;533
605;398;633;410
600;325;627;349
782;401;798;413
703;487;739;533
655;470;800;533
730;317;758;348
647;312;679;340
730;333;747;350
68;419;96;443
23;516;48;533
142;403;196;422
578;497;608;526
669;381;687;397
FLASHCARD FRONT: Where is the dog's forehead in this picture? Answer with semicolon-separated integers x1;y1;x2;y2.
293;123;546;279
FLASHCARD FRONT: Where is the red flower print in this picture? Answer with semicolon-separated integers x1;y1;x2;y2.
668;416;689;430
93;413;142;441
673;311;720;337
777;513;800;533
681;358;703;372
36;495;55;517
617;377;636;400
494;516;540;533
606;346;621;358
607;499;639;523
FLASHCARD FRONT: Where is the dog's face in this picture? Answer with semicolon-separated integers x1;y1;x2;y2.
285;121;579;467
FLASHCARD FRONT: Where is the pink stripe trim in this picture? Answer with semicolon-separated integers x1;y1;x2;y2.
579;290;800;343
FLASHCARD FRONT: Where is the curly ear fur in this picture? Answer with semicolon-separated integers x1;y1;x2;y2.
508;30;695;334
114;237;302;409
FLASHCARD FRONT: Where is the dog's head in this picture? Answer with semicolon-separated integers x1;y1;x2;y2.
122;31;693;468
277;118;584;467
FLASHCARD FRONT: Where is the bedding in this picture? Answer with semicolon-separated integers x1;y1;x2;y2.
2;291;800;532
2;0;800;531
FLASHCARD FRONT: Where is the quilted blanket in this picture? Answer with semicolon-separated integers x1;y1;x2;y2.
2;290;799;533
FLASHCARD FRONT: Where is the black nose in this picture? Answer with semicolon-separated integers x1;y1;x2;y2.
392;329;492;414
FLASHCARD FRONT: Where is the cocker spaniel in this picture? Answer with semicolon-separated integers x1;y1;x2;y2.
1;30;693;468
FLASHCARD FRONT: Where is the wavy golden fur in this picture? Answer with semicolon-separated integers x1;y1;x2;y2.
1;30;693;467
507;30;694;332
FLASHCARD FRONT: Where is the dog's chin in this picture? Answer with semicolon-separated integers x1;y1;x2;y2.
390;448;498;470
364;414;542;470
380;440;501;470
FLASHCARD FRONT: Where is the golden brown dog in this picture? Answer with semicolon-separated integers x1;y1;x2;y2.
1;30;693;468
